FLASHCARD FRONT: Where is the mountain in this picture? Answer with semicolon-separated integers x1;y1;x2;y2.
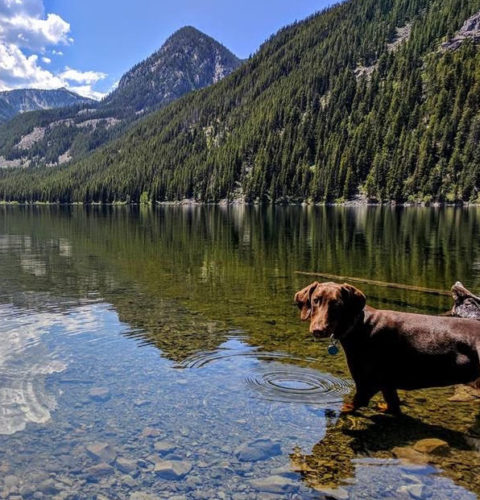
102;26;242;113
1;0;480;203
0;27;242;168
0;88;93;123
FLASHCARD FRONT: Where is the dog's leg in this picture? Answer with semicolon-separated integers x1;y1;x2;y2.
341;386;377;414
378;387;402;415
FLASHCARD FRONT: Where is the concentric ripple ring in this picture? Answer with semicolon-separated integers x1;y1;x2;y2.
176;340;353;405
245;368;353;404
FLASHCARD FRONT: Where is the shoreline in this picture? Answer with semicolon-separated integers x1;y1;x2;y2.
0;199;479;208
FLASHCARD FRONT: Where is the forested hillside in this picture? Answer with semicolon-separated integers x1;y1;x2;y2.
0;89;93;124
1;0;480;203
0;27;241;170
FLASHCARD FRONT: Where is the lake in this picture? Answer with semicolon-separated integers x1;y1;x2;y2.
0;205;479;499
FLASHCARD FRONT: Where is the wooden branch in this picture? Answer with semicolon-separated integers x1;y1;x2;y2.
295;271;451;296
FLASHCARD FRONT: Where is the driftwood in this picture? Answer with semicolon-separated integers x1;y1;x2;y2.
295;271;451;296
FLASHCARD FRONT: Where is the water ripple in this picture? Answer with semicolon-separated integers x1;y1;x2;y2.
246;368;353;404
177;339;353;405
176;349;319;369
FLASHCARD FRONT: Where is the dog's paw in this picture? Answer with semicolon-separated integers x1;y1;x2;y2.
376;402;402;415
340;403;356;414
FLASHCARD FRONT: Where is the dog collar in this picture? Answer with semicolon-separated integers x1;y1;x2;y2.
327;310;364;355
327;334;339;355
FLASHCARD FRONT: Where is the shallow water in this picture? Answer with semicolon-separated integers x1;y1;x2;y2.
0;205;479;499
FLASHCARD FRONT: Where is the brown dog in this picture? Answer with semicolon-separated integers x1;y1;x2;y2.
294;281;480;414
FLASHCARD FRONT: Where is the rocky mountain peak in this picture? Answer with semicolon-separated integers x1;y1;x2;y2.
104;26;242;113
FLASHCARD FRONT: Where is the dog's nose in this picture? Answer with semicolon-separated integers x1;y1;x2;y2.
312;329;328;339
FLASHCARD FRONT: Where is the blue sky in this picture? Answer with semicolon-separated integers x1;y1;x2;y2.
0;0;330;99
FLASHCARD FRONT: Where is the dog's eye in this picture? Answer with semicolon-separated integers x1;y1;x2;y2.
313;298;320;304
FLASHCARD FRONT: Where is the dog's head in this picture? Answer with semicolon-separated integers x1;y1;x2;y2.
294;281;366;339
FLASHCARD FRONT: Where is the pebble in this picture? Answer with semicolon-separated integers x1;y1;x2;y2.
153;460;192;480
269;464;298;479
413;438;450;456
3;475;19;488
448;385;480;402
141;427;162;438
397;484;424;499
315;487;349;499
86;442;117;463
122;475;137;488
134;399;151;407
392;446;427;464
249;475;295;494
129;493;160;500
116;457;137;475
154;441;177;454
38;479;60;495
86;462;115;481
88;386;111;402
235;439;282;462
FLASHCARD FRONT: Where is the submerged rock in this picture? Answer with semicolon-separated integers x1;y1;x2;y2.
413;438;450;456
88;386;111;402
397;484;424;499
86;442;117;463
130;492;160;500
392;447;426;464
86;462;115;481
235;439;282;462
141;427;162;438
116;457;137;474
154;441;177;454
249;475;295;494
153;460;192;480
315;486;349;499
37;479;61;495
448;385;480;402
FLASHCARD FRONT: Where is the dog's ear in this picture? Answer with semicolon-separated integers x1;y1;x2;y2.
341;283;366;314
294;282;319;321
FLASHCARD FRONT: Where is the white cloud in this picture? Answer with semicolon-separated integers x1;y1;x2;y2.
0;42;63;89
0;1;107;100
1;12;70;49
0;0;70;50
60;67;106;85
67;85;106;101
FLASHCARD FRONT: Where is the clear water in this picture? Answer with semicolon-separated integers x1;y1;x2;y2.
0;205;479;499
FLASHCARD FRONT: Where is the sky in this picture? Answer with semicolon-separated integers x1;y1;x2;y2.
0;0;330;100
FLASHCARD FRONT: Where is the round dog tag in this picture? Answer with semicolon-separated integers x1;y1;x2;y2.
328;344;339;356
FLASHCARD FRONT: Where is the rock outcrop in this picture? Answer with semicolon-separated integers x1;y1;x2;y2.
442;11;480;50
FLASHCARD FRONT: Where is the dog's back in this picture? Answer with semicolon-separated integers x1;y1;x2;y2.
353;307;480;390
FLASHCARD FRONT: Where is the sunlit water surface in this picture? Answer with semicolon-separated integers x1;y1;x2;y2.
0;205;479;499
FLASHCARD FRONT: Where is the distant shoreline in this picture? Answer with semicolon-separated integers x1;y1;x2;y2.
0;200;479;208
